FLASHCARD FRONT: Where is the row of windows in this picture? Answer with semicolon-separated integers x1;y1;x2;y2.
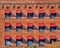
5;13;57;19
4;35;57;46
4;23;58;32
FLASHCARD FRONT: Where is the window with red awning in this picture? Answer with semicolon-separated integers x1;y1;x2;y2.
16;35;22;40
4;35;11;40
16;10;22;13
50;9;56;14
50;36;56;39
38;23;45;27
39;9;45;13
27;35;33;40
27;10;33;13
39;36;45;40
16;23;22;27
5;23;11;27
4;10;11;14
50;23;56;27
27;23;34;27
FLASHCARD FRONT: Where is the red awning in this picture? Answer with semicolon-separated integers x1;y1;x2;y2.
50;23;56;27
16;23;22;26
5;23;11;26
16;35;22;40
39;36;45;40
39;9;44;13
50;36;56;39
27;35;33;40
38;23;45;27
4;35;10;40
50;9;56;13
5;10;10;14
27;23;33;27
16;10;22;13
27;10;33;13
